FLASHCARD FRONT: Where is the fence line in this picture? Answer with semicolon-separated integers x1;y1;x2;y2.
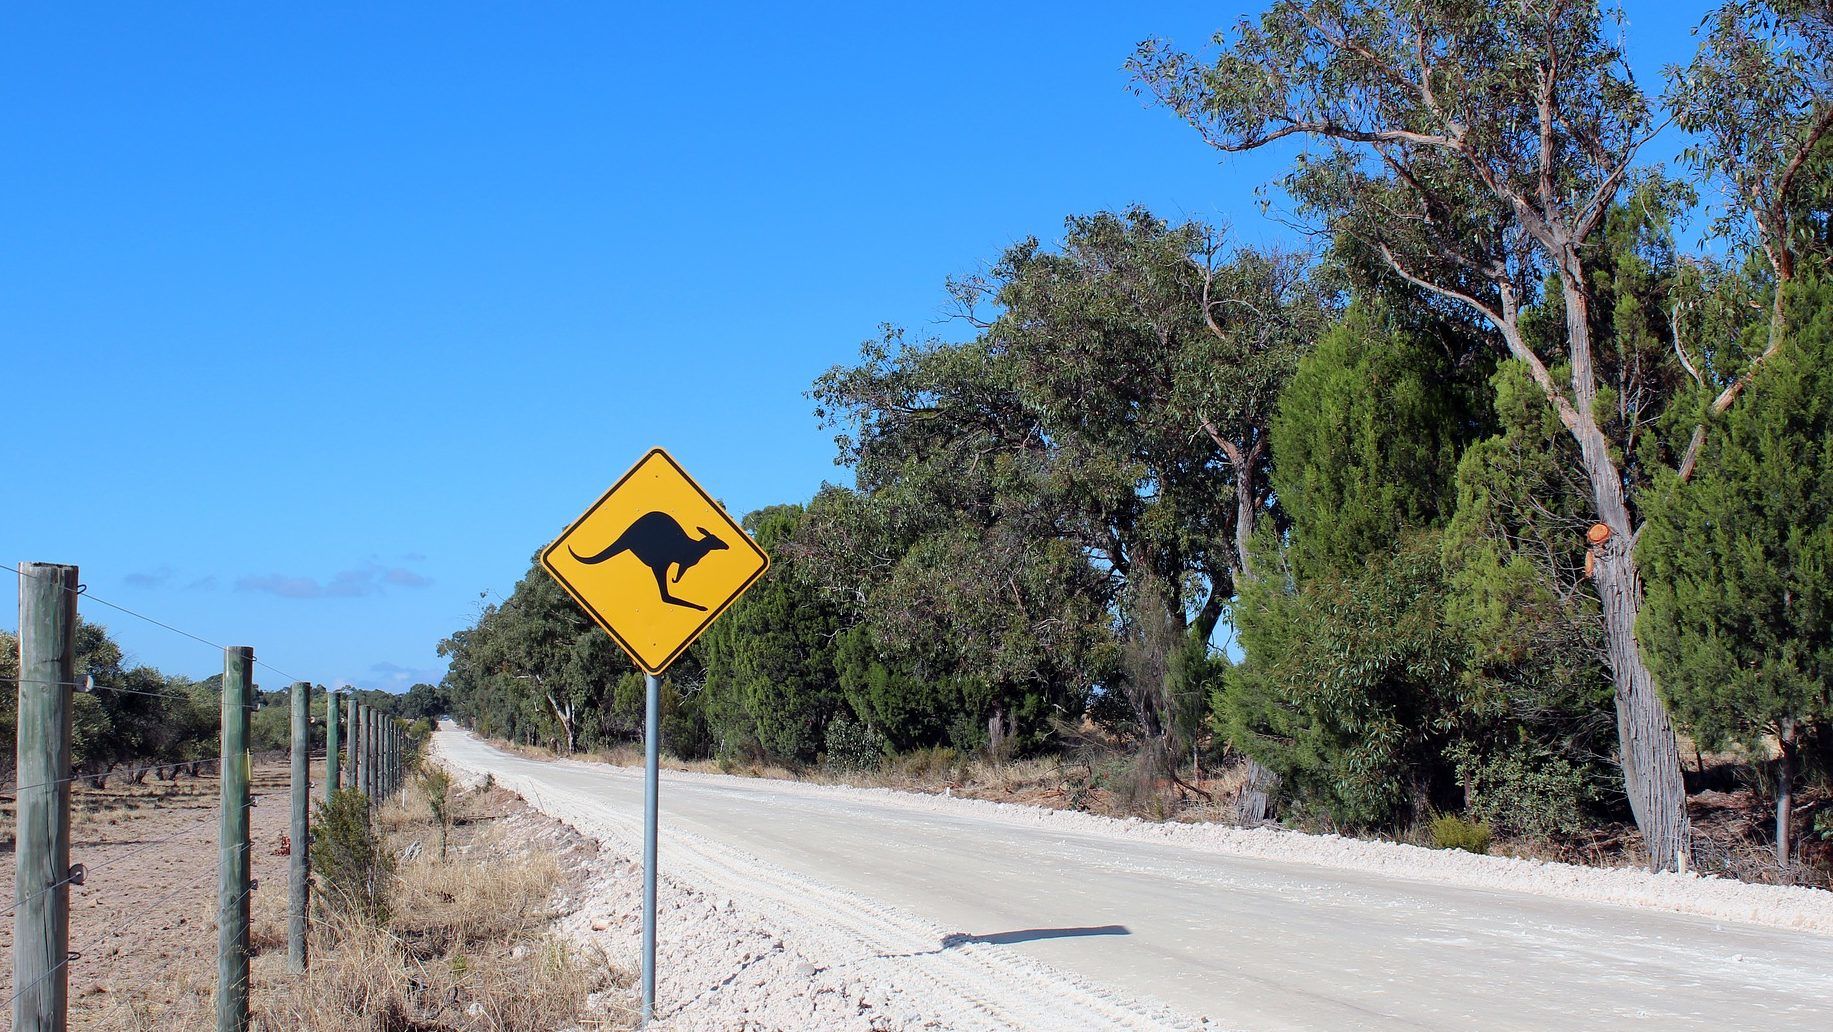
7;561;370;1032
3;563;318;688
7;560;415;1030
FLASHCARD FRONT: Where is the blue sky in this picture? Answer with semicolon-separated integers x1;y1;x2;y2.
2;2;1716;690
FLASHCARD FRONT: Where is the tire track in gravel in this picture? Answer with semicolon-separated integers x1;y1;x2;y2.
439;736;1214;1031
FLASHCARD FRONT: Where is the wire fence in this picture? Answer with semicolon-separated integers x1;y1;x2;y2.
4;562;318;687
2;559;349;1029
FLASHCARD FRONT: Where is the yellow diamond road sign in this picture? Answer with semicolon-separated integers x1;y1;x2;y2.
541;448;769;674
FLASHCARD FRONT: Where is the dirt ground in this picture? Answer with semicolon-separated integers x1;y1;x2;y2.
1;758;309;1028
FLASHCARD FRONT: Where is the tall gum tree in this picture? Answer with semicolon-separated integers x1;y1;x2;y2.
1133;0;1711;868
1667;1;1833;479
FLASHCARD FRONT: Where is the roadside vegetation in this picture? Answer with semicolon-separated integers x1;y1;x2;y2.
0;624;444;790
244;774;627;1031
440;0;1833;891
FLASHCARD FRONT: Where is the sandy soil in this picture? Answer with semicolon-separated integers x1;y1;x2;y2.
1;758;304;1028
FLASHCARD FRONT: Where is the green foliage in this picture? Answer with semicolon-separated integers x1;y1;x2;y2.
1669;1;1833;278
439;554;711;756
1;620;223;782
419;764;454;860
805;210;1331;756
700;505;845;763
1429;814;1493;855
1639;275;1833;752
312;787;392;922
1442;360;1617;793
1220;299;1496;829
1271;303;1480;580
822;714;886;775
398;682;448;721
1447;740;1598;839
1220;537;1466;828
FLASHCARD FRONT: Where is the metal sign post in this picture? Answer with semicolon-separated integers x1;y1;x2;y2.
539;447;770;1028
642;671;661;1024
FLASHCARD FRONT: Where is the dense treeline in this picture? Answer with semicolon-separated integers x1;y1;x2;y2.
1;621;445;786
440;0;1832;877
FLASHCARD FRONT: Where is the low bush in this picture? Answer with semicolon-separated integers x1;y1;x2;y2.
311;787;393;922
1430;814;1493;854
893;746;960;782
822;715;885;774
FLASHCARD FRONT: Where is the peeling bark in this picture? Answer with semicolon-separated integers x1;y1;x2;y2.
1592;536;1690;872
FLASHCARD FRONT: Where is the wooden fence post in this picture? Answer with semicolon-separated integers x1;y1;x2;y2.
218;647;253;1032
368;708;379;799
287;681;309;973
13;562;76;1032
367;709;379;800
344;696;358;789
355;704;370;802
325;687;340;798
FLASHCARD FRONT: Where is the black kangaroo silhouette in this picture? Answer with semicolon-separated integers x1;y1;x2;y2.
569;511;729;612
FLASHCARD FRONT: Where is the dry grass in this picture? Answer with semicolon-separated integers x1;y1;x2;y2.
516;736;1833;887
249;778;631;1031
72;775;632;1031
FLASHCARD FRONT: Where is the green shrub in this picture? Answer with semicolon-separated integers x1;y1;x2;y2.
1430;814;1492;854
419;765;454;860
822;715;885;774
312;787;393;922
1447;742;1601;839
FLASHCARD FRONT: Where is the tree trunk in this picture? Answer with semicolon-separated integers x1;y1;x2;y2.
547;694;575;755
1225;449;1282;820
1591;534;1691;873
1561;267;1691;875
1777;719;1796;871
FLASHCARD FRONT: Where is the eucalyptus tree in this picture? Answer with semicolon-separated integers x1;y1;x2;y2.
809;210;1329;767
985;209;1331;623
1639;276;1833;868
1133;0;1730;870
1667;0;1833;479
806;331;1120;752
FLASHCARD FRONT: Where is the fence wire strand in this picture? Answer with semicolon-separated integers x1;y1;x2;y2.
4;562;317;686
5;563;291;1023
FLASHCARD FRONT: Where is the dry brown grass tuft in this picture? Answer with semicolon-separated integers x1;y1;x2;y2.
391;849;562;954
243;779;629;1031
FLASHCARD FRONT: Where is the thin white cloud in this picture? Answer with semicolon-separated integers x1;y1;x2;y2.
122;566;175;589
236;563;433;599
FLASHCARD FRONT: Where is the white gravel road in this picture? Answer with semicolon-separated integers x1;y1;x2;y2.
433;726;1833;1031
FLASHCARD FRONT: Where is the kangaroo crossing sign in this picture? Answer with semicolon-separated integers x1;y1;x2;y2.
541;448;769;673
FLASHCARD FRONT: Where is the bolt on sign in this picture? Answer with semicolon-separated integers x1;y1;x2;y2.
541;447;769;673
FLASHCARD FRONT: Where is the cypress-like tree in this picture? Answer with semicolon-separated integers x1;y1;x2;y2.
1639;276;1833;867
699;504;846;764
1219;302;1485;827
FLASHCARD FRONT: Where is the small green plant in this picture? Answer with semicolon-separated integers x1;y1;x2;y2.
822;715;884;775
419;764;454;860
1430;814;1493;855
311;787;394;922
